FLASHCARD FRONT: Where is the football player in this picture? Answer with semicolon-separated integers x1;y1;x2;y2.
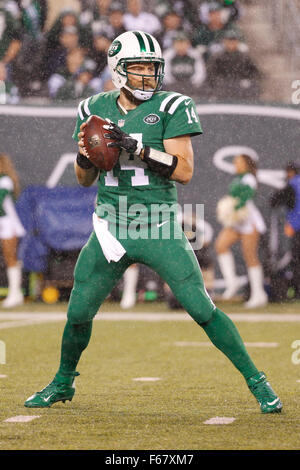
25;30;282;413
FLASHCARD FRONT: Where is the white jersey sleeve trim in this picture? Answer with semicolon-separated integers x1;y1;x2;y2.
83;97;91;117
77;97;92;121
168;95;190;115
77;99;85;120
159;92;180;112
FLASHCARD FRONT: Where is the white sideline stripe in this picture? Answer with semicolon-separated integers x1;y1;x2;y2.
4;415;40;423
1;104;300;120
204;417;236;425
0;312;300;330
173;341;278;348
132;377;161;382
0;105;77;117
196;104;300;121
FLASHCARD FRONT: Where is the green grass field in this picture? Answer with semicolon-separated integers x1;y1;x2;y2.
0;301;300;450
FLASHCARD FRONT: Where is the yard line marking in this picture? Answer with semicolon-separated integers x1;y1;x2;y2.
173;341;278;348
229;314;300;322
204;417;236;425
4;415;40;423
132;377;161;382
0;312;300;330
0;320;59;330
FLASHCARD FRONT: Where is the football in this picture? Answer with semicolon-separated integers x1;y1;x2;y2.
83;115;120;170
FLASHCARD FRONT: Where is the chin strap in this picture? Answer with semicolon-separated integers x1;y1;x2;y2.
124;85;154;101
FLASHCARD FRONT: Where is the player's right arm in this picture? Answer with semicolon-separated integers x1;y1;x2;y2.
75;122;99;187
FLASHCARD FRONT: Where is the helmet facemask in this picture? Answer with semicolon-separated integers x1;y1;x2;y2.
117;58;165;101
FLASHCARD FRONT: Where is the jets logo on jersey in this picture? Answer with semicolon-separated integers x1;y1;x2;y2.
143;114;160;125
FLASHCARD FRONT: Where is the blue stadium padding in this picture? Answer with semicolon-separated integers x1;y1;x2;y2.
16;186;97;272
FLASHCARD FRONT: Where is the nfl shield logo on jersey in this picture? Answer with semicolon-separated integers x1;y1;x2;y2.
118;119;125;127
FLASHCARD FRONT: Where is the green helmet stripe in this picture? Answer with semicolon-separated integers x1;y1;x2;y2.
144;33;155;52
132;31;146;52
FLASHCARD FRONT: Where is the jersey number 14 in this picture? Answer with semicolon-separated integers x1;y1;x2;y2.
104;134;149;187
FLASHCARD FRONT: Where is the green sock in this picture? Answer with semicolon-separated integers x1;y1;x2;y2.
56;320;93;378
201;308;258;380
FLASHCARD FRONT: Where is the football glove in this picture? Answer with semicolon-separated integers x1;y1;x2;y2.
103;119;143;156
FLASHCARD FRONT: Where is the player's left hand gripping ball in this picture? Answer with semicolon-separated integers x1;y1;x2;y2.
103;119;143;156
82;115;120;171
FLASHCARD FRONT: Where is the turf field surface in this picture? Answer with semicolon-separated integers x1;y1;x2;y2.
0;301;300;450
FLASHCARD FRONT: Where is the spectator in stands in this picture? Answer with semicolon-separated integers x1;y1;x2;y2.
56;61;102;102
8;0;49;98
43;9;92;80
93;0;114;21
100;64;115;91
163;32;206;98
157;11;187;51
153;0;197;31
123;0;161;35
205;28;262;100
106;2;126;38
5;0;48;32
192;1;240;59
89;2;125;41
45;25;82;80
199;0;241;26
90;27;112;76
0;61;19;104
0;152;25;308
0;3;22;72
270;161;300;298
48;49;101;101
222;0;241;24
78;0;95;27
16;0;48;40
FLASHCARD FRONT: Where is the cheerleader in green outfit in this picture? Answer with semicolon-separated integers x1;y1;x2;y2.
0;153;25;308
215;154;268;308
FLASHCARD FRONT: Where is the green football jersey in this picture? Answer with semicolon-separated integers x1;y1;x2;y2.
73;89;202;225
229;173;257;209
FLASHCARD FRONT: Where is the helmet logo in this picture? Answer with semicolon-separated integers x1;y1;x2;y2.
108;40;122;57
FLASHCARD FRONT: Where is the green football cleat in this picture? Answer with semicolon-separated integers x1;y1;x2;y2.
24;372;79;408
247;371;282;414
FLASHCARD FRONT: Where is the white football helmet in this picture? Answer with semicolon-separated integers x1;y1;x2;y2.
107;30;165;101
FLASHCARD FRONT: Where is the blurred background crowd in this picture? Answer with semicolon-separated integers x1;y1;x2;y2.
0;0;266;104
